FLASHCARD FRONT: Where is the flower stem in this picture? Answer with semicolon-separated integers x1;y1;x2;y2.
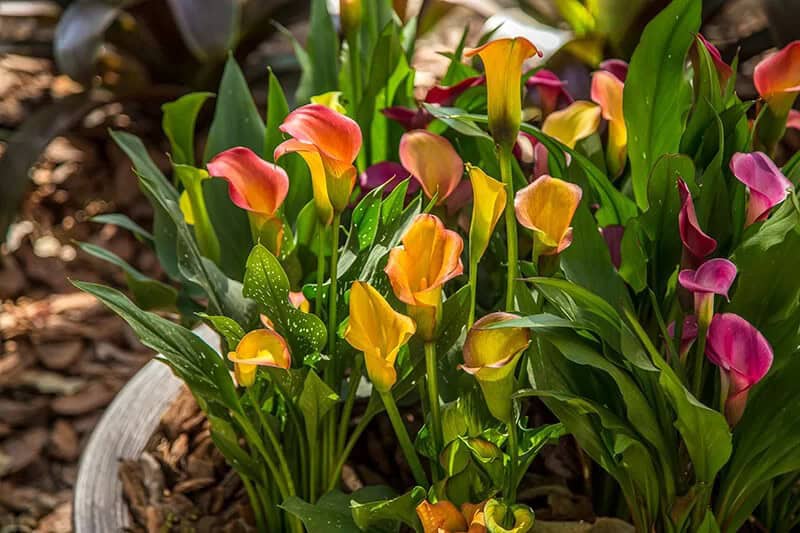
506;420;519;503
328;212;341;359
424;341;443;465
468;258;478;328
327;406;376;492
380;390;429;487
316;230;325;316
337;355;364;453
692;324;708;398
498;145;518;311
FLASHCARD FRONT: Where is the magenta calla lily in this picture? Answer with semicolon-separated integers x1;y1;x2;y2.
599;59;628;82
525;70;574;117
678;178;717;264
425;75;485;106
359;161;419;197
678;258;737;326
706;313;773;425
697;34;732;86
667;315;699;361
382;76;485;131
730;152;793;227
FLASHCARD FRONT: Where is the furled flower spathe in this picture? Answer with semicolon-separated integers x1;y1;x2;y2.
385;214;464;340
696;34;732;87
730;152;793;227
467;164;506;266
416;499;487;533
465;38;540;149
591;70;627;176
525;69;573;117
344;282;415;392
483;499;535;533
228;329;291;387
541;101;601;149
399;130;464;204
207;147;289;218
754;41;800;116
678;178;716;265
514;175;582;256
678;258;737;328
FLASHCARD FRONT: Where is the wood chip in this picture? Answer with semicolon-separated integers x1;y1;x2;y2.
0;397;49;427
173;477;215;494
0;426;48;476
19;369;86;395
34;340;83;370
48;420;79;462
50;382;116;416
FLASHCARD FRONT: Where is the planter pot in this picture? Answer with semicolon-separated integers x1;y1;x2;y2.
72;324;219;532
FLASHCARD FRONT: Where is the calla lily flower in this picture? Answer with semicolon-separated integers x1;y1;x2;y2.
343;281;416;392
382;76;485;131
678;258;737;327
207;147;289;218
460;312;530;422
730;152;793;227
599;59;628;82
591;70;627;176
541;101;602;149
706;313;773;425
787;109;800;130
525;69;573;117
667;315;699;361
513;132;537;165
399;130;464;203
465;37;541;149
358;161;419;198
310;91;347;114
425;75;486;106
382;106;432;131
228;329;291;387
678;178;716;265
289;291;310;313
385;214;464;340
339;0;362;37
514;175;582;256
416;499;487;533
467;164;506;266
274;104;362;225
483;499;535;533
600;224;624;269
696;34;732;87
754;41;800;116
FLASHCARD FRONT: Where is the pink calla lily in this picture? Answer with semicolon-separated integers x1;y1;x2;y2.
697;34;732;87
667;315;699;361
599;59;628;82
525;70;574;117
678;178;716;264
706;313;773;425
730;152;793;226
678;258;737;326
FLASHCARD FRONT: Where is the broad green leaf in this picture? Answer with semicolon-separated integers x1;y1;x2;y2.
90;213;153;244
293;0;339;103
618;218;647;293
208;415;261;480
282;486;397;533
197;313;245;350
242;244;327;357
624;0;700;208
298;370;339;447
350;486;425;532
162;92;213;166
351;188;383;251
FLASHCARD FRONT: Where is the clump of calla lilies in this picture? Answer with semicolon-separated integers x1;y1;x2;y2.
77;1;800;531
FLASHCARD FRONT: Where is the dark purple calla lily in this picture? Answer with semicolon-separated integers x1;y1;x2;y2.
382;76;486;131
679;258;737;326
696;34;732;86
525;70;574;117
706;313;773;425
424;75;485;106
599;59;629;82
730;152;793;227
667;315;699;361
678;178;717;265
600;225;624;269
359;161;419;198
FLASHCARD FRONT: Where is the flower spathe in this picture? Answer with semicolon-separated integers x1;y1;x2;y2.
274;103;362;224
467;164;506;266
344;281;415;392
385;214;464;340
514;175;582;256
358;161;418;197
729;152;793;227
696;34;732;87
483;499;535;533
207;147;289;218
465;37;540;149
754;41;800;116
382;76;485;131
525;69;573;117
310;91;347;114
541;101;602;149
706;313;773;425
228;329;291;387
678;258;737;327
399;130;464;204
678;178;716;264
599;59;628;82
667;315;699;361
416;499;486;533
591;70;627;176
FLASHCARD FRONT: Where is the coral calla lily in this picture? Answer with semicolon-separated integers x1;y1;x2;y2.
678;258;737;327
460;312;530;422
207;147;289;218
228;329;291;387
754;41;800;116
515;175;582;256
344;281;415;392
465;37;540;149
730;152;793;227
541;101;602;149
385;214;464;340
399;130;464;203
525;69;573;117
706;313;773;425
467;164;506;266
274;104;362;224
591;70;627;176
678;178;716;265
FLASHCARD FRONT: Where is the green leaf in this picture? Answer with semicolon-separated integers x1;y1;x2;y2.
618;218;647;293
197;313;245;350
298;370;339;446
282;486;398;533
265;68;290;159
352;188;383;251
74;281;238;408
623;0;700;209
242;244;327;357
293;0;339;103
350;486;425;532
90;213;153;244
78;242;177;310
162;92;213;166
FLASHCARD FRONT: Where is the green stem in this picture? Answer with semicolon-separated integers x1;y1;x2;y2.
692;324;709;398
506;420;519;503
246;389;297;499
316;229;326;316
337;355;364;453
186;178;220;263
327;406;376;492
498;146;518;311
328;212;341;359
380;390;429;487
424;341;443;465
468;258;478;328
242;475;267;531
231;410;290;498
310;429;320;502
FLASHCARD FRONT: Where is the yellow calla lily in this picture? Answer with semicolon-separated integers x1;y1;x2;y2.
467;164;506;266
227;329;292;387
310;91;347;114
541;100;601;148
591;70;627;176
344;281;416;392
465;38;540;149
514;175;582;256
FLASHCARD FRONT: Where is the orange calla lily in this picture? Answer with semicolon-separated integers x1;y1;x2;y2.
274;104;362;224
754;41;800;116
207;147;289;218
467;164;506;266
591;70;627;176
465;38;540;149
385;214;464;340
344;281;415;391
399;130;464;203
541;100;601;149
514;175;582;256
227;329;291;387
416;500;488;533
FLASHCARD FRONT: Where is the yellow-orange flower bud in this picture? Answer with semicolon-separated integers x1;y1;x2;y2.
227;329;291;387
